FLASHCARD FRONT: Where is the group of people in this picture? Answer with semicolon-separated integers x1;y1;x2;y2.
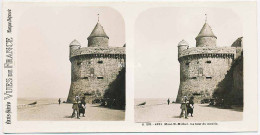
68;96;194;119
179;96;194;119
71;96;86;119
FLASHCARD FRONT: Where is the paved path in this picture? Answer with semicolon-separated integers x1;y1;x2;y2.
135;103;243;122
18;103;125;121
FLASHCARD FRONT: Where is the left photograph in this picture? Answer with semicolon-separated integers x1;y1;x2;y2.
17;6;126;121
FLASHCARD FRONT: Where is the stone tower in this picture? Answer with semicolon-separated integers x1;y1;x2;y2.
176;19;242;103
69;39;81;57
195;22;217;47
67;21;125;103
178;40;189;57
87;22;109;47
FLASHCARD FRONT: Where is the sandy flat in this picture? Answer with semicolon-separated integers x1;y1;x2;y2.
135;103;242;122
18;103;125;121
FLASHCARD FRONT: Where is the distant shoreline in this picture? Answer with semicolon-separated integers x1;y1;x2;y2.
17;98;67;106
134;98;177;106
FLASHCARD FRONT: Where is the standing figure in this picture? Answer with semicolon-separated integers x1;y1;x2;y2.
58;98;61;105
71;96;80;119
187;96;194;117
167;98;170;105
79;97;86;117
179;96;188;119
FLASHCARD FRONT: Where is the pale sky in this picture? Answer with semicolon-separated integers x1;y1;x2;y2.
17;6;125;98
134;7;242;99
16;5;243;99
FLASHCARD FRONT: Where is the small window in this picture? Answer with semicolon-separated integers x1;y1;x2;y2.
98;60;103;64
83;77;88;79
206;77;212;79
198;68;203;76
77;62;82;66
206;61;211;63
186;62;190;66
90;68;94;74
97;77;103;79
192;92;201;96
191;77;196;79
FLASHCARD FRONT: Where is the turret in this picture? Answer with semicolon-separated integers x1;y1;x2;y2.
69;39;81;57
196;15;217;47
178;39;189;57
87;22;109;47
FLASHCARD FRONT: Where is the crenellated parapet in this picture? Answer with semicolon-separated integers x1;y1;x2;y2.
179;52;235;62
178;47;236;61
70;47;125;61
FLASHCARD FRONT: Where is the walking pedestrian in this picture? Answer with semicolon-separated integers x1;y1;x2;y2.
79;97;86;117
58;98;61;105
71;96;80;119
180;96;188;119
187;96;194;117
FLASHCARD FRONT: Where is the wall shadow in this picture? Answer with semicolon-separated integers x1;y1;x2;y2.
213;52;243;107
102;67;126;110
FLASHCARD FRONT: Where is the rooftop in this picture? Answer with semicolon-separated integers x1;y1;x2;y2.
178;39;189;46
88;22;109;39
196;23;217;39
70;39;81;46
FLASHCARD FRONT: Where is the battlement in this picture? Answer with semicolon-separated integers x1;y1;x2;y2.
178;47;236;61
70;46;125;60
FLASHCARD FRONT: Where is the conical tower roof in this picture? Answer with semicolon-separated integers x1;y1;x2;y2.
70;39;81;46
196;23;217;39
178;39;189;46
88;22;109;39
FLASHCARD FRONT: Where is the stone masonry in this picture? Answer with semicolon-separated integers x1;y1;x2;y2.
176;20;243;103
67;21;125;103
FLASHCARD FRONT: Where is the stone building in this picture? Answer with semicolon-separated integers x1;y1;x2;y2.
67;20;125;103
176;20;243;103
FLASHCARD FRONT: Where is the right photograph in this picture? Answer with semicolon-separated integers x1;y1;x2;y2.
134;7;243;122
